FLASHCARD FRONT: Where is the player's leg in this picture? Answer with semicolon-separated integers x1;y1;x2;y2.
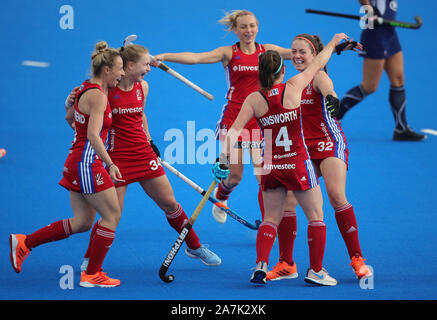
266;191;298;281
212;147;244;223
26;191;94;247
140;175;221;266
337;58;385;120
319;157;372;279
251;187;287;284
253;145;268;224
293;186;337;286
81;185;127;271
79;187;121;287
385;51;426;141
219;147;244;192
319;158;356;254
249;126;264;222
9;191;97;274
249;144;263;184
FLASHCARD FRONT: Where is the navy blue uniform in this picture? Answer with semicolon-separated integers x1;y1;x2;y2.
360;0;402;59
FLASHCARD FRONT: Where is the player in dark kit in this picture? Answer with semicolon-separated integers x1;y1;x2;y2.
337;0;426;141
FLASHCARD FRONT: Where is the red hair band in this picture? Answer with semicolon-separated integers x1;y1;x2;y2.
295;36;317;53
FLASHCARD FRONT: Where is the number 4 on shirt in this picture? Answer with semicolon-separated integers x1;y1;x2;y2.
275;126;293;151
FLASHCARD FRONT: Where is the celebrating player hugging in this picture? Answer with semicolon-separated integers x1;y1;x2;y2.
9;7;373;289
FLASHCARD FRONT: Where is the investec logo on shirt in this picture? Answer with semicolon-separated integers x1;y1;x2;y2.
232;64;258;72
112;106;143;115
301;99;314;105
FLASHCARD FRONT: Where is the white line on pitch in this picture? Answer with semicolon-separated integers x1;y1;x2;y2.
421;129;437;136
22;60;50;68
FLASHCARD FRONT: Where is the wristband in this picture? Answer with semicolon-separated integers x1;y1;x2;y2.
65;95;73;110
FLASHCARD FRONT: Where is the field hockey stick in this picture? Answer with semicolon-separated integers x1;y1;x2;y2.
123;34;137;47
159;158;261;230
150;55;214;101
305;9;423;29
123;34;214;100
158;179;217;283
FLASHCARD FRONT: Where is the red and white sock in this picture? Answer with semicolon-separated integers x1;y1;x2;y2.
166;204;200;250
335;203;362;258
86;225;115;275
25;219;72;249
256;221;278;264
84;218;101;259
216;180;236;201
307;220;326;272
278;211;297;265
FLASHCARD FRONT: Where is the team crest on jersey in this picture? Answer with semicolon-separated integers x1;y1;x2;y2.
268;88;279;97
136;89;142;101
95;173;104;186
306;84;312;95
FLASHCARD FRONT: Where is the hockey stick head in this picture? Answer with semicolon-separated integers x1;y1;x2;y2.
413;16;423;29
382;16;423;29
159;266;175;283
123;34;138;47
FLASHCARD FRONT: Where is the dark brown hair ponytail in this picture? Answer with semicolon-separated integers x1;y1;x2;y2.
258;50;283;91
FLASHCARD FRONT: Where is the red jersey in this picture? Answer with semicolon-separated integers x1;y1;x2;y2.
69;80;112;164
107;82;148;159
59;80;114;194
225;42;265;104
300;80;348;164
107;81;164;186
256;83;318;191
215;43;265;143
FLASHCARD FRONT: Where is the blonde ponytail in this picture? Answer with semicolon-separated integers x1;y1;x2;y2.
91;41;120;76
218;10;258;32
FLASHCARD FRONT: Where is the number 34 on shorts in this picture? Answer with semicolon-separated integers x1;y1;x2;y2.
149;159;160;170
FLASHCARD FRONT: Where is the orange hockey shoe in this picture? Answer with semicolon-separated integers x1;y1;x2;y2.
350;255;372;279
9;234;31;273
79;270;121;288
266;260;298;281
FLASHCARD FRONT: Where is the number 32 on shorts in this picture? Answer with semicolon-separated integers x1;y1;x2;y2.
317;141;333;152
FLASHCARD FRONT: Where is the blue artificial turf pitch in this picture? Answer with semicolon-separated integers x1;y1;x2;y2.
1;0;436;301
